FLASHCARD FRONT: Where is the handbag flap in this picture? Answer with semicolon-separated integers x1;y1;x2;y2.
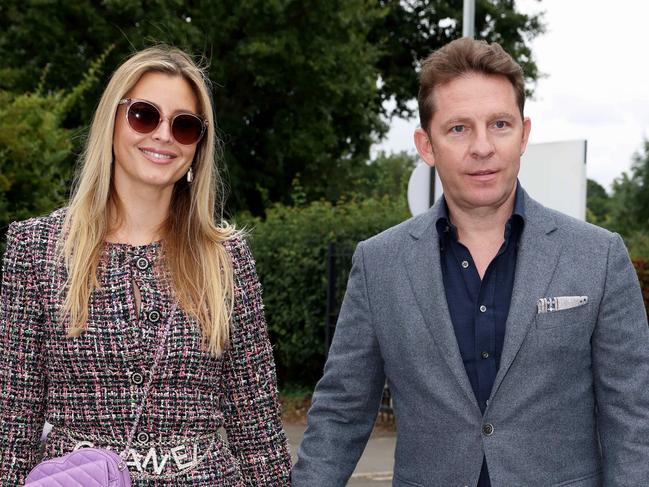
26;448;131;486
26;458;109;486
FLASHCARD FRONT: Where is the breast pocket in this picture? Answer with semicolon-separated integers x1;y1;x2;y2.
552;469;602;486
393;473;424;487
535;302;591;330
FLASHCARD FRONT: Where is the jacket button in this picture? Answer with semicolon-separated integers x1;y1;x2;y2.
137;432;150;443
148;310;160;323
481;351;490;359
131;372;144;385
135;256;150;270
482;423;494;436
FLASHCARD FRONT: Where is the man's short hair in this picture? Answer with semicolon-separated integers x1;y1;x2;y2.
417;37;525;132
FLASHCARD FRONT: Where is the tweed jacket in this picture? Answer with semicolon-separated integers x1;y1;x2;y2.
293;190;649;486
0;209;291;486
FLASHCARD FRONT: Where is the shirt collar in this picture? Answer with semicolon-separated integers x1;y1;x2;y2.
435;180;526;239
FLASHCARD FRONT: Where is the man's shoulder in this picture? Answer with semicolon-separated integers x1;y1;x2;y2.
530;198;611;235
526;196;618;253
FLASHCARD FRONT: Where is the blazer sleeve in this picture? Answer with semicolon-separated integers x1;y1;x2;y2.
219;238;291;486
292;241;386;487
0;221;48;485
592;233;649;485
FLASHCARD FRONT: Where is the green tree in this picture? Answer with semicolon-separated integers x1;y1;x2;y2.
370;0;545;119
608;139;649;237
0;1;544;215
0;49;111;250
586;178;610;226
345;151;418;200
627;233;649;260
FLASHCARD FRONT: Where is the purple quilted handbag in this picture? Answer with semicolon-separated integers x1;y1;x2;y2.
24;447;131;486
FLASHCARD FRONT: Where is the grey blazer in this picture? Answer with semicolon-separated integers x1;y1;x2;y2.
292;191;649;487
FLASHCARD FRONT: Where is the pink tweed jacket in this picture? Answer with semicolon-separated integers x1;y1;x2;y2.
0;209;291;485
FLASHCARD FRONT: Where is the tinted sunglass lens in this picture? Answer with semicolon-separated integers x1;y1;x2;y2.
128;102;160;133
173;115;203;145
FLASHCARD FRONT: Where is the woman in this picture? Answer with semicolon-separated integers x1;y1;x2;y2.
0;46;291;485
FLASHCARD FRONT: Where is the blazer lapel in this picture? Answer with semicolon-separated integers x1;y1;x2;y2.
490;194;562;399
403;206;480;412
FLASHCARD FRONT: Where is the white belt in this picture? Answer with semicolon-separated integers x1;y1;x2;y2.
61;427;218;480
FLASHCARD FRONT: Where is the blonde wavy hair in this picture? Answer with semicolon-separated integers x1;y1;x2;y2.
60;45;235;356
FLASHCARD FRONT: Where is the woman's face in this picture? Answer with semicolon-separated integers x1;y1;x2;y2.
113;72;200;197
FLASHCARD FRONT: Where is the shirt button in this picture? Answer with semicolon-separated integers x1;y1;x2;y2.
147;310;160;323
482;423;494;436
481;351;490;359
131;372;144;385
479;305;487;313
135;256;150;271
461;260;469;269
137;432;150;443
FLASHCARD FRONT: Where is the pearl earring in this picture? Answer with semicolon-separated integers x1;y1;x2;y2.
187;167;194;183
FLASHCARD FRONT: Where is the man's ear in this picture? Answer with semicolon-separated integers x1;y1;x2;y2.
414;127;435;167
520;116;532;156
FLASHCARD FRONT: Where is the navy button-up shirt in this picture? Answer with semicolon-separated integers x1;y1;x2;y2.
435;183;525;487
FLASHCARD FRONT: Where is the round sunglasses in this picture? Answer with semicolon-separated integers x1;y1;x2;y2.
118;98;207;145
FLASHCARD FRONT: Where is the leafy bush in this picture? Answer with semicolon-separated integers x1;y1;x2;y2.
236;194;409;386
0;90;75;232
633;260;649;321
626;232;649;260
0;48;111;252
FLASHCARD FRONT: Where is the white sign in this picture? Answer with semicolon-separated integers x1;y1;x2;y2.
519;140;587;220
407;140;587;221
407;163;433;216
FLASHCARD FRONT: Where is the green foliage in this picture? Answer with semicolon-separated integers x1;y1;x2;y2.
369;0;546;119
0;91;71;225
586;178;610;226
608;139;649;236
632;259;649;320
626;232;649;261
345;151;417;200
0;48;111;250
235;194;409;386
0;0;544;215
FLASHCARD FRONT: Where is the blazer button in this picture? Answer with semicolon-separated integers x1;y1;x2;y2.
135;256;150;271
131;372;144;385
148;310;160;323
482;423;494;436
137;432;150;443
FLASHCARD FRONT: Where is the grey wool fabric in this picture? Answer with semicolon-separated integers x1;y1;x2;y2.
292;189;649;487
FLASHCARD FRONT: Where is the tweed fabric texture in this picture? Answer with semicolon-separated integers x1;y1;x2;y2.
0;208;291;486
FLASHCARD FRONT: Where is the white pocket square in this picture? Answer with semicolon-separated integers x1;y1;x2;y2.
537;296;588;314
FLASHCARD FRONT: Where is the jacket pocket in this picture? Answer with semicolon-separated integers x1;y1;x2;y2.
552;469;602;486
393;472;424;487
535;302;591;330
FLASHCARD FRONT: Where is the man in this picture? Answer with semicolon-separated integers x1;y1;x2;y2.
292;38;649;486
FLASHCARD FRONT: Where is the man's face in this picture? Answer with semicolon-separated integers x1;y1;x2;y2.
414;72;531;214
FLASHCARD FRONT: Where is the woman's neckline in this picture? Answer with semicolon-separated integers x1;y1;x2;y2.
103;240;162;250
